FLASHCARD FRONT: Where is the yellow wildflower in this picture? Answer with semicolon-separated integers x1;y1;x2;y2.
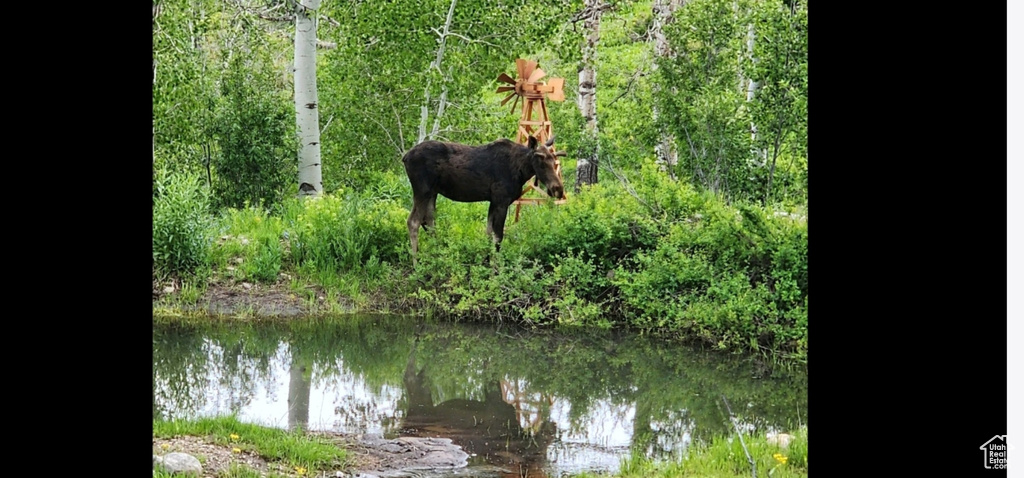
232;447;242;454
230;433;240;441
773;453;788;465
295;466;307;475
160;443;170;450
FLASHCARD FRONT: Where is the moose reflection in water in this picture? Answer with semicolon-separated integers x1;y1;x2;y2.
401;344;557;477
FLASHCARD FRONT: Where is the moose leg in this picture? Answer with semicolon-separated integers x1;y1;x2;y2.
486;202;509;252
422;194;438;231
408;195;431;264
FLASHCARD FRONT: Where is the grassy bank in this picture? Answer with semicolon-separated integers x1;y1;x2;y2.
153;166;807;361
153;416;348;477
153;416;807;478
583;427;808;478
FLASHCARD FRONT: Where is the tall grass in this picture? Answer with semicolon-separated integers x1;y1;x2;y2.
153;170;212;283
573;427;808;478
211;205;287;284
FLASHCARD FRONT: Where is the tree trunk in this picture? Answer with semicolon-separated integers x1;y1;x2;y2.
745;22;762;151
287;351;311;433
652;0;682;174
575;0;602;192
418;0;457;144
295;0;323;195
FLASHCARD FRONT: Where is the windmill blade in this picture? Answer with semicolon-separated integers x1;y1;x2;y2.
510;95;520;115
527;67;546;84
500;92;517;106
521;60;538;81
496;86;515;93
546;78;566;101
516;59;528;79
497;72;516;84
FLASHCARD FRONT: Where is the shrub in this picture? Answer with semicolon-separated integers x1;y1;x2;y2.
290;191;408;273
211;54;297;210
153;171;212;281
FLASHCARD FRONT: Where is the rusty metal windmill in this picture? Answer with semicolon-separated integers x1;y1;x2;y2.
496;58;568;221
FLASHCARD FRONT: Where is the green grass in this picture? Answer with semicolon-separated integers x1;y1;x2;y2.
218;463;296;478
154;415;347;475
210;206;288;285
573;427;807;478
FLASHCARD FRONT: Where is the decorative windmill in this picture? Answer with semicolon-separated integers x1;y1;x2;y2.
496;58;568;221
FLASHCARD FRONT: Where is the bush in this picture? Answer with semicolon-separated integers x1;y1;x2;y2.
211;54;297;210
153;171;212;281
290;191;408;273
504;181;660;270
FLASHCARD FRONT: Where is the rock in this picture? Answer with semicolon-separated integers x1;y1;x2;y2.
354;436;469;476
153;452;202;475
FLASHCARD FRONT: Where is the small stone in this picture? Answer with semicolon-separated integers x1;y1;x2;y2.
153;452;202;475
163;286;175;294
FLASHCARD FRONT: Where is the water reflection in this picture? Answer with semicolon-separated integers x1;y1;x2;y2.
153;315;807;477
402;340;557;477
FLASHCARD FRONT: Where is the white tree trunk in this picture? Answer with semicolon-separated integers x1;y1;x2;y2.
287;353;311;432
295;0;323;195
744;22;767;166
652;0;682;173
575;0;602;191
418;0;456;144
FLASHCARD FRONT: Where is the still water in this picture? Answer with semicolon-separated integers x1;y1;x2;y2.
153;315;806;477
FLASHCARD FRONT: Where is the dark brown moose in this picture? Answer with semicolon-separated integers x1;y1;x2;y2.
401;136;566;264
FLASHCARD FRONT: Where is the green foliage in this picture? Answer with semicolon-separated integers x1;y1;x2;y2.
212;53;297;210
153;170;213;281
290;192;408;274
746;0;808;203
153;0;221;178
656;0;751;200
612;178;807;357
399;165;805;358
570;428;808;478
505;182;660;270
316;0;580;190
212;206;287;284
654;0;808;205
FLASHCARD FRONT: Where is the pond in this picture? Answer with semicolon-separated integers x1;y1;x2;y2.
153;315;807;477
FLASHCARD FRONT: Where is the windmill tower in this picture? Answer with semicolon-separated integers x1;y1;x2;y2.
496;59;568;222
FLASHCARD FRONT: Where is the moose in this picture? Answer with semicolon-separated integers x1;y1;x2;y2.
402;135;566;263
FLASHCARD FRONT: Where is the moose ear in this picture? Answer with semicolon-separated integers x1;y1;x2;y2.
527;136;538;149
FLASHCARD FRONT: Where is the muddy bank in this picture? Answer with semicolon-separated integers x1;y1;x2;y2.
153;280;358;318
